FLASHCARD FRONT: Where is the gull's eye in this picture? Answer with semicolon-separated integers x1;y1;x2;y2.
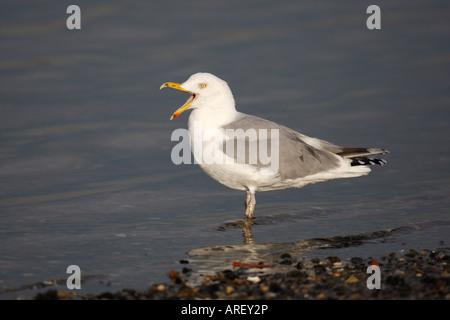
200;83;207;89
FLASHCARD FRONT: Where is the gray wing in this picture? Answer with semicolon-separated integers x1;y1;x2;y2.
221;113;341;180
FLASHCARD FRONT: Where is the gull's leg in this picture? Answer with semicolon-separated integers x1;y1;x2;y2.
245;191;251;208
241;219;254;244
244;191;250;216
244;191;256;220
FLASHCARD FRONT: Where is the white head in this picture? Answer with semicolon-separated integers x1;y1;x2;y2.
160;72;235;120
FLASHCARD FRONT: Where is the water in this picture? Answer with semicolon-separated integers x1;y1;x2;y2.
1;0;449;298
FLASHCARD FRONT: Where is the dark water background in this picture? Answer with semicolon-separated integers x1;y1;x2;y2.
0;0;449;298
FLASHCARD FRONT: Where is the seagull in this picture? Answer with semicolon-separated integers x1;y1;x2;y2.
160;72;388;220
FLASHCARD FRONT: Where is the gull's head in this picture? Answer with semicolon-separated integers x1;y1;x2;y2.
160;72;235;120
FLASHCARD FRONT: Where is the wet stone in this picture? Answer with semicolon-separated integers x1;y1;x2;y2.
269;283;282;293
222;270;238;280
286;270;303;278
345;275;359;285
406;249;419;257
311;258;321;264
182;267;192;274
350;257;363;265
314;265;327;274
34;290;59;300
327;256;341;264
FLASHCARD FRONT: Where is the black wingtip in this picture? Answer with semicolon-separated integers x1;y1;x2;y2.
350;157;387;167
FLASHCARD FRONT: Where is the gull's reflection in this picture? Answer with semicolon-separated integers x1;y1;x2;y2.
224;218;255;244
185;219;414;286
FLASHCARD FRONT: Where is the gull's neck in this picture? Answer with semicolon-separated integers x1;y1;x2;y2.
188;97;238;131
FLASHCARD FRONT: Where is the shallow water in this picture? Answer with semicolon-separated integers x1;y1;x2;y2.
0;0;449;298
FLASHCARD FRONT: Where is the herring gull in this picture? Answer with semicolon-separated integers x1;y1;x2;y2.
160;73;388;219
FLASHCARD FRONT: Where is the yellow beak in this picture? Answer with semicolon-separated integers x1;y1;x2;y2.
160;82;198;120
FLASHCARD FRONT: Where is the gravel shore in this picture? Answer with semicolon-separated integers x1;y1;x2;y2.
34;247;449;300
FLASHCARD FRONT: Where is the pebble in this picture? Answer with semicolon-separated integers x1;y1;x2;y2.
32;247;450;300
406;249;419;257
328;257;341;264
156;284;166;291
345;275;359;284
350;257;363;265
247;276;261;283
260;285;270;293
349;293;362;300
225;286;234;295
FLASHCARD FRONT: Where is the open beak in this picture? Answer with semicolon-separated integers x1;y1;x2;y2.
160;82;198;120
